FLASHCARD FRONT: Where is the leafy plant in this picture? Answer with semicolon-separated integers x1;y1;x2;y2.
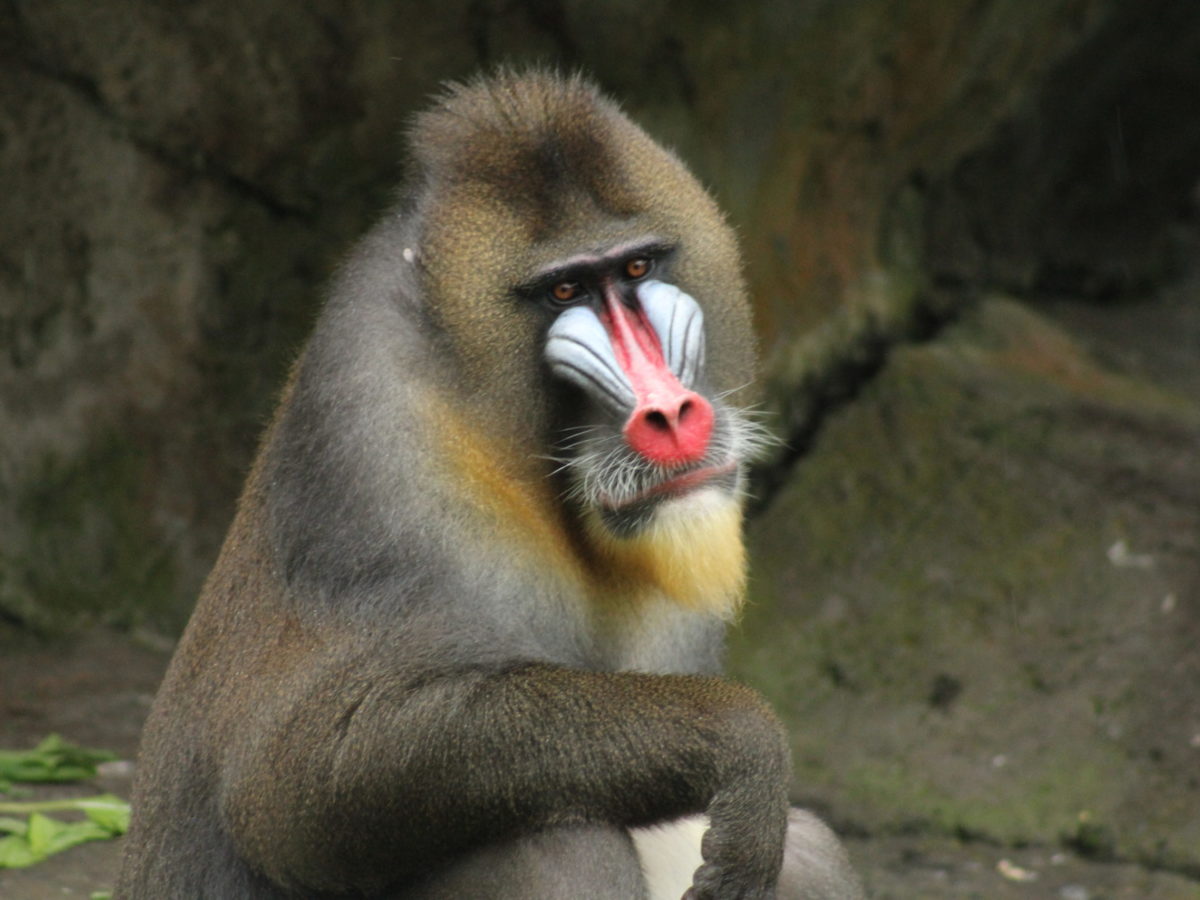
0;734;116;792
0;795;130;868
0;736;130;870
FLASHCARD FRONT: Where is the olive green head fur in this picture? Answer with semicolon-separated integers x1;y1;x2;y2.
407;70;756;450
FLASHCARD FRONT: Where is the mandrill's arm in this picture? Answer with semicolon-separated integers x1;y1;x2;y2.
219;655;789;899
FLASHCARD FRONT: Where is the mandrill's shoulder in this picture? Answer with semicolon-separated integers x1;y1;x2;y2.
290;214;444;410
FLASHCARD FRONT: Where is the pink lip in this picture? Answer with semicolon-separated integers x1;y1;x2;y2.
603;460;738;510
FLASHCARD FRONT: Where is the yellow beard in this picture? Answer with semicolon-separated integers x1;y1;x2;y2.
434;397;747;619
586;488;747;620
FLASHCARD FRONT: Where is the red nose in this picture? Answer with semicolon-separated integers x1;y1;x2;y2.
624;391;714;466
601;288;713;467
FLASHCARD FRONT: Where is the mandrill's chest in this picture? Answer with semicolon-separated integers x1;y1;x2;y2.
578;486;748;619
438;411;745;669
595;591;729;675
513;486;745;674
577;487;744;674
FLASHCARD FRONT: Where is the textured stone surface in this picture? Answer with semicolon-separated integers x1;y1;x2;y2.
926;2;1200;299
1;1;474;629
732;294;1200;875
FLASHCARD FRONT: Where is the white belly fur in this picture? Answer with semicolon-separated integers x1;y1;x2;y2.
631;814;708;900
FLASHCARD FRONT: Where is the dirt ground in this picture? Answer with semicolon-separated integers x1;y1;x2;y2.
1;626;1197;899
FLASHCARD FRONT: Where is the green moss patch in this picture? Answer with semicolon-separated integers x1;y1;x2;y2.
733;297;1200;868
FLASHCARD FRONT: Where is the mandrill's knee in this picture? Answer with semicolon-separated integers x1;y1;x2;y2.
780;808;865;900
632;810;864;900
407;824;648;900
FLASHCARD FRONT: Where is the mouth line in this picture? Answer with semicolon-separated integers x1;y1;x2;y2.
600;459;738;511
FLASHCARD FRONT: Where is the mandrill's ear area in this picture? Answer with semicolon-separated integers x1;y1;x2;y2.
396;74;632;440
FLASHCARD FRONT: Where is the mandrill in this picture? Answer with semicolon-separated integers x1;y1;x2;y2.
115;70;864;900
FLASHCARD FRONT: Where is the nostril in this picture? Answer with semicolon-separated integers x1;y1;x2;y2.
644;410;670;432
624;392;714;466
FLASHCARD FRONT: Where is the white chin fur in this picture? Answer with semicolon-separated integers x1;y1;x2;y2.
631;815;707;900
651;484;734;522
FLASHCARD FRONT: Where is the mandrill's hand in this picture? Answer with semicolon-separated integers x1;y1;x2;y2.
685;707;790;900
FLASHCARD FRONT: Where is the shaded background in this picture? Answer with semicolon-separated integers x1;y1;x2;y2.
1;1;1199;897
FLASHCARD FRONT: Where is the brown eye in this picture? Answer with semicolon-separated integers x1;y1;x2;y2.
625;258;650;279
551;282;578;304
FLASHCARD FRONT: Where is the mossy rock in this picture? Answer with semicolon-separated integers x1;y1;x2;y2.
733;296;1200;871
0;435;178;632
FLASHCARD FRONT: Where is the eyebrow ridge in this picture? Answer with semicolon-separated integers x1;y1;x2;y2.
530;237;674;285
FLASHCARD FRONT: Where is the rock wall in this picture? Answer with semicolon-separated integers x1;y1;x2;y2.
733;296;1200;878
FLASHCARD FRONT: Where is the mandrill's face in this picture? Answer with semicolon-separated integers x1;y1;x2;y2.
411;71;760;551
535;233;768;538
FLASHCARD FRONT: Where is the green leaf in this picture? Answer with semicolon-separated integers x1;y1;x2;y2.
0;793;131;818
80;795;131;835
26;812;61;857
17;813;110;864
0;795;131;868
44;820;110;858
0;735;117;785
0;816;27;835
91;892;113;900
0;833;37;868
